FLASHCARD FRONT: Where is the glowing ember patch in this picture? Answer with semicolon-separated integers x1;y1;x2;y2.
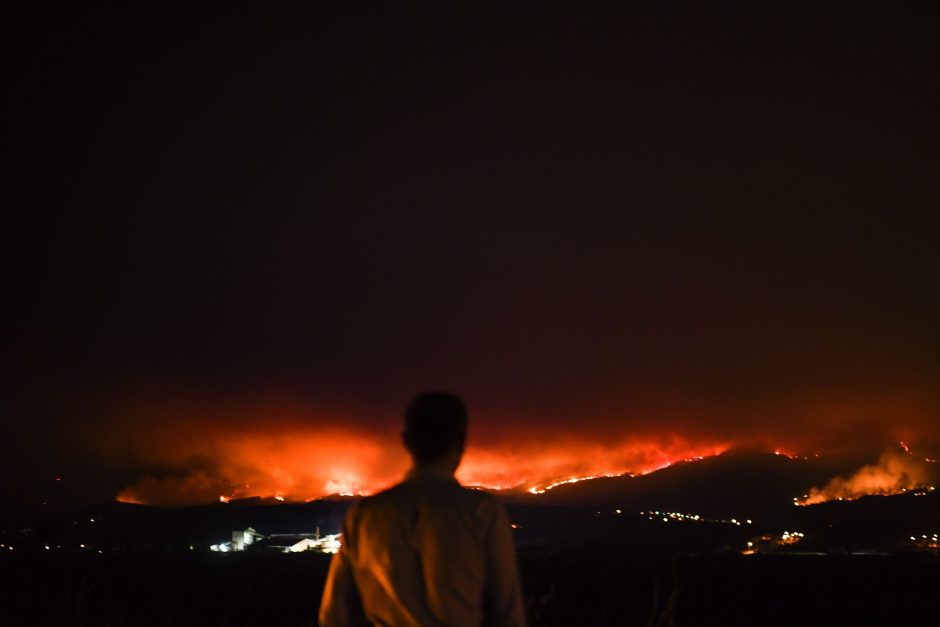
324;478;364;497
219;495;230;503
773;449;812;460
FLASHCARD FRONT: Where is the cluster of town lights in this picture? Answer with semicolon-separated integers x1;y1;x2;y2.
641;511;752;526
11;544;104;553
908;533;939;549
742;531;805;555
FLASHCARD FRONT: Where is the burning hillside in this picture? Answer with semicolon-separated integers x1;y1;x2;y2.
101;395;940;508
797;448;937;506
116;429;730;506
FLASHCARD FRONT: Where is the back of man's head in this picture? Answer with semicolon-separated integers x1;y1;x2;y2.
403;391;467;464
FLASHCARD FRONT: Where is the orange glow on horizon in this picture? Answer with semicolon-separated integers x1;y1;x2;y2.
115;428;940;508
114;427;732;506
106;399;940;508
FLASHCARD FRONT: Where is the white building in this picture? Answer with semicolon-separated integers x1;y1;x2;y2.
211;526;341;554
289;533;342;554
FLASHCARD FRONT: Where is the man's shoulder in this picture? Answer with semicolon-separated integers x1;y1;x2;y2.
354;479;504;512
348;480;423;514
461;487;509;519
348;483;404;512
457;486;503;506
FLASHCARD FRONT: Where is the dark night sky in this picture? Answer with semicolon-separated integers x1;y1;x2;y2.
3;4;939;506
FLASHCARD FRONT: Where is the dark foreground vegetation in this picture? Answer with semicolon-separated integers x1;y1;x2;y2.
2;548;937;626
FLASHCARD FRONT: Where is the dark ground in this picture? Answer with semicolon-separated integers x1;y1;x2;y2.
3;484;938;625
2;548;937;626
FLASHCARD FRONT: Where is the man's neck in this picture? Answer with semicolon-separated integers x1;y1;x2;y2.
405;463;458;482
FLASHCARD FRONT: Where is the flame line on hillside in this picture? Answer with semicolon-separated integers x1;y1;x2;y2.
115;434;731;506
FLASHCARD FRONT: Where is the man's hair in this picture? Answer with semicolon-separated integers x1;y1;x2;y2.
403;391;467;463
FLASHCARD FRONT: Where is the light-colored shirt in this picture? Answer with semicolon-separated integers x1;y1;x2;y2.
319;466;526;627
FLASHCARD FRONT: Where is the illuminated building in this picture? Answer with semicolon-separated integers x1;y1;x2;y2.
210;526;342;554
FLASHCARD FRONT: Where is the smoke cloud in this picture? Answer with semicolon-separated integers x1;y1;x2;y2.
798;450;937;505
115;418;730;506
98;391;940;507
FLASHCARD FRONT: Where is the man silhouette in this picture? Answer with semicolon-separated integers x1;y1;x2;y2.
319;392;526;626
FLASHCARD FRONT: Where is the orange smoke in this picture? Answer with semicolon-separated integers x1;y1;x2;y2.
117;427;403;506
105;393;939;507
115;421;729;506
797;450;936;506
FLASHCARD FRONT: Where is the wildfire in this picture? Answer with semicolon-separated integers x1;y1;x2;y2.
115;425;730;506
499;442;730;495
527;474;616;495
108;401;938;508
796;450;935;506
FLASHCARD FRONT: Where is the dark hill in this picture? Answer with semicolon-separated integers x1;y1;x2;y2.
513;452;851;520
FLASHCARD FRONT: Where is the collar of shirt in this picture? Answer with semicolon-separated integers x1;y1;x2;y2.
404;465;461;484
